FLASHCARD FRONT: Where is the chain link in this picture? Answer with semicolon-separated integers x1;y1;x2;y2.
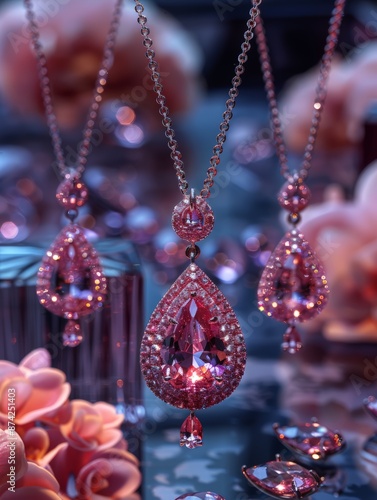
24;0;124;179
255;0;346;181
134;0;262;198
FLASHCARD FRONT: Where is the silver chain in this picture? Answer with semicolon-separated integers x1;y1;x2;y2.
24;0;124;179
134;0;263;198
255;0;346;181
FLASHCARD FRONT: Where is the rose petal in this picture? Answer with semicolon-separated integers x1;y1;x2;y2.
96;429;123;452
93;402;124;429
23;428;49;461
16;462;60;492
19;349;51;370
0;487;62;499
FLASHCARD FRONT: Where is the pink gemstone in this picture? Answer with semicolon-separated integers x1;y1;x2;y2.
175;493;226;500
243;460;320;498
63;320;83;347
140;263;246;410
36;224;107;318
172;195;214;242
257;229;329;323
274;422;344;460
282;325;302;354
56;178;89;209
160;298;226;390
180;413;203;449
278;178;311;213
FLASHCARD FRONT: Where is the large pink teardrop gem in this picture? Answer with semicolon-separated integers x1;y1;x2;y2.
36;224;107;319
257;229;329;323
140;263;246;410
180;413;203;449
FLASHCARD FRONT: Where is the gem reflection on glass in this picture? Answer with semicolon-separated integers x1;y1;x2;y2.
242;455;322;499
273;419;345;461
175;493;226;500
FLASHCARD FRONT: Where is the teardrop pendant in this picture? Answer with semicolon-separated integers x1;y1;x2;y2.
140;262;246;413
36;223;107;344
258;229;328;323
180;412;203;449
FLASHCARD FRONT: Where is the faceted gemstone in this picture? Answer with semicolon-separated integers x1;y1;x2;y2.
274;421;345;460
36;224;107;318
160;298;226;390
281;325;302;354
278;177;311;213
172;195;214;242
140;263;246;411
180;413;203;449
63;320;83;347
364;396;377;420
257;229;329;323
56;178;89;209
243;460;320;499
175;493;226;500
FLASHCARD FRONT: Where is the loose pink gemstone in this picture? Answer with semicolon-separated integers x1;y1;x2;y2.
278;178;311;213
243;460;320;498
172;195;214;242
56;178;89;209
257;229;329;323
175;493;226;500
180;413;203;449
282;325;302;354
274;421;344;460
36;224;107;318
140;263;246;410
63;320;83;347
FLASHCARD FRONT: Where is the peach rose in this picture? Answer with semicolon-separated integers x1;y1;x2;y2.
59;400;124;452
300;160;377;341
0;0;201;129
0;462;62;499
281;42;377;152
0;356;70;428
75;448;141;499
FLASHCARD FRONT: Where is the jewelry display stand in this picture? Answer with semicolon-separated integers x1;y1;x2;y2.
0;238;144;423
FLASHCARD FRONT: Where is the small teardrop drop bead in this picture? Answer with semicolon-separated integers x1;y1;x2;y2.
180;413;203;449
281;325;302;354
63;320;83;347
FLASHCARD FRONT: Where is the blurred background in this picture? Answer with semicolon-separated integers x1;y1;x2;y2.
2;0;377;499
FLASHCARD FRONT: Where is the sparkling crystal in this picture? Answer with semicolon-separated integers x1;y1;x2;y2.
56;178;89;209
257;229;329;323
36;224;106;318
278;178;311;213
175;493;226;500
140;263;246;410
243;460;320;499
282;325;302;354
274;421;345;460
63;320;83;347
172;195;214;242
180;413;203;449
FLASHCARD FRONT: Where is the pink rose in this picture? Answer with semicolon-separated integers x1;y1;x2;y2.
59;401;123;452
76;448;141;499
0;462;62;499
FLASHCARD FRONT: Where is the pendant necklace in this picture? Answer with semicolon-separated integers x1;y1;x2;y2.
134;0;262;448
255;0;346;352
24;0;124;347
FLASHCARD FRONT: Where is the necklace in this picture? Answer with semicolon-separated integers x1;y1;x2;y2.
255;0;346;352
24;0;124;347
134;0;262;448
